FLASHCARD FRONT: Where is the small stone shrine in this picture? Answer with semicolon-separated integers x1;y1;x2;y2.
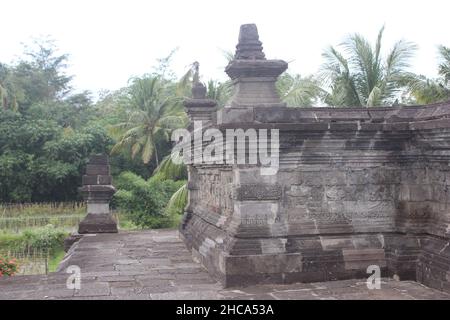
78;154;117;234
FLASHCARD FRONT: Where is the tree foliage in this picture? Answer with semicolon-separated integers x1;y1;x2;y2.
319;26;417;107
406;45;450;104
112;171;185;228
277;72;323;107
109;76;187;166
0;38;112;202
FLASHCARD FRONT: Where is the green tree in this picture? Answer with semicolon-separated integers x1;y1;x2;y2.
0;110;112;202
206;80;232;108
5;38;73;111
276;72;322;107
406;45;450;104
0;64;18;111
438;45;450;84
113;171;185;228
110;76;187;166
319;26;417;107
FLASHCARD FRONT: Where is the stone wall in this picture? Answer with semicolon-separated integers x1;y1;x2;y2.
180;24;450;292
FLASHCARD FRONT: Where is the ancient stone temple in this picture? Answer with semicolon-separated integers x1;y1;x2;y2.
78;154;117;234
180;24;450;292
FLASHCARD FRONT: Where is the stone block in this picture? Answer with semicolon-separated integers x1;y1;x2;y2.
88;154;109;165
329;122;358;131
217;107;254;124
235;184;281;201
78;213;118;234
409;185;433;202
82;175;112;185
342;249;386;270
86;164;110;175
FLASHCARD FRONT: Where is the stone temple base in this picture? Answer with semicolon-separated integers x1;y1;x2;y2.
78;213;118;234
179;24;450;294
180;213;450;291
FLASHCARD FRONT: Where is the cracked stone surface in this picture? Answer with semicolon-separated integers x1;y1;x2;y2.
0;229;449;300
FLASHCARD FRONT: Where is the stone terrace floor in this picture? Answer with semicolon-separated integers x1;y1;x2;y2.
1;229;449;300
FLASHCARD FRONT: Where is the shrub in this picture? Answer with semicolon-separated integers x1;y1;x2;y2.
22;225;67;253
0;255;18;277
113;171;185;228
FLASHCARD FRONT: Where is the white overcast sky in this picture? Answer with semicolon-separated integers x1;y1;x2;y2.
1;0;449;97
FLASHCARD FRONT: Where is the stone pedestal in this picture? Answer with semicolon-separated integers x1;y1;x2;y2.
78;154;118;234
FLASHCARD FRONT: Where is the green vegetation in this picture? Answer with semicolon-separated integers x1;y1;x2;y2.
109;76;187;166
0;202;85;232
319;26;418;107
405;45;450;104
278;27;450;108
0;225;67;253
47;248;65;273
113;171;186;228
0;225;67;275
0;255;18;277
0;203;139;275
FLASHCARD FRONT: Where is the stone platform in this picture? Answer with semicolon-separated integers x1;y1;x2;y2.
0;229;449;300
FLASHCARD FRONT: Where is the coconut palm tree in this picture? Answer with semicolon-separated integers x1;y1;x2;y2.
205;80;232;107
438;45;450;84
0;64;18;111
110;76;187;166
406;45;450;104
319;26;417;107
276;72;323;107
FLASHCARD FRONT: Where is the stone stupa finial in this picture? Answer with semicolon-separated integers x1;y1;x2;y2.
224;24;288;108
191;61;206;99
235;24;266;60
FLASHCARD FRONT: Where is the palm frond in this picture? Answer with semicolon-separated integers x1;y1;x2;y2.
438;45;450;84
165;183;188;216
151;155;187;182
141;135;154;164
319;27;416;107
277;73;323;107
367;86;382;107
158;114;188;129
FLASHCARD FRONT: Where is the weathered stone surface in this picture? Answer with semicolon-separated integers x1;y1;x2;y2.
180;24;450;292
1;230;449;300
78;213;118;234
86;164;110;175
82;175;112;185
63;233;83;252
235;184;282;201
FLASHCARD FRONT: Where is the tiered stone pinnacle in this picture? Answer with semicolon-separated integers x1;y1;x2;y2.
225;24;288;108
183;62;217;128
234;24;266;60
78;154;117;234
